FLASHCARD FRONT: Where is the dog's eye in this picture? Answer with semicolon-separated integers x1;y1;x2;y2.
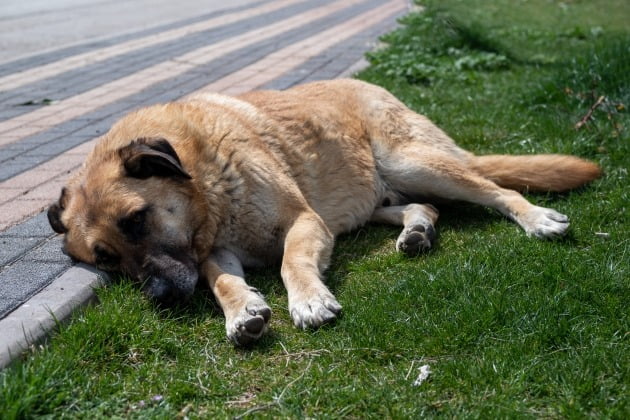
94;245;120;270
118;207;149;241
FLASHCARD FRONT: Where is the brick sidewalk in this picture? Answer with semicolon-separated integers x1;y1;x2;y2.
0;0;408;365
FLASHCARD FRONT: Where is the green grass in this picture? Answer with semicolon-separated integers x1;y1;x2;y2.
2;0;629;417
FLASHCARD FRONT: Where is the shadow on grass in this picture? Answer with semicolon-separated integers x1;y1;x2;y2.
153;289;221;321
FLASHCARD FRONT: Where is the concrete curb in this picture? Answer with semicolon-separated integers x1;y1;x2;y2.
0;264;107;369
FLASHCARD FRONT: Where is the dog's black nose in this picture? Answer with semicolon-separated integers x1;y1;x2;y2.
144;276;179;306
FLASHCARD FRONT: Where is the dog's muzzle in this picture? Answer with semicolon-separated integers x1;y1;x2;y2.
141;251;198;306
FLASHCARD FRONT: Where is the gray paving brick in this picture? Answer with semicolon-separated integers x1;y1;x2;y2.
0;141;38;155
10;131;59;146
0;298;21;319
22;236;68;263
263;73;307;90
1;212;52;238
0;108;26;122
0;237;45;267
70;123;112;138
42;119;94;134
0;261;68;301
23;136;87;158
0;156;50;181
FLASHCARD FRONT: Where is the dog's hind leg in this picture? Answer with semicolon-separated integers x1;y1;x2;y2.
202;248;271;346
378;146;570;238
371;204;439;256
281;211;343;329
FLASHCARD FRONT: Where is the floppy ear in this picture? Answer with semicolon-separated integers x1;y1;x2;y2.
48;187;68;234
119;138;191;180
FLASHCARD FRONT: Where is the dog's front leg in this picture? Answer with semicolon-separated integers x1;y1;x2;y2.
281;211;342;329
201;248;271;345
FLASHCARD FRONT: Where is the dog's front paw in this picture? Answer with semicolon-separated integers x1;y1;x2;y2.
521;206;569;239
289;289;342;330
396;223;436;256
225;289;271;346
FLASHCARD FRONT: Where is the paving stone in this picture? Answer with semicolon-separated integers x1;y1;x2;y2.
0;156;52;181
7;131;59;146
0;108;26;122
22;136;88;158
1;212;51;238
0;237;45;267
22;236;68;264
0;261;68;301
0;298;21;320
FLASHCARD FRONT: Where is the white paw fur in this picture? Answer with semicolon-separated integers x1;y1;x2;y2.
289;288;342;329
225;289;271;346
520;206;569;239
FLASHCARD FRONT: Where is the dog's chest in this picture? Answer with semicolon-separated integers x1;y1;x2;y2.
213;209;284;267
214;232;283;268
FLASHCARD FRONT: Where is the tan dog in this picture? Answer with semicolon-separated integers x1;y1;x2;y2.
47;79;600;345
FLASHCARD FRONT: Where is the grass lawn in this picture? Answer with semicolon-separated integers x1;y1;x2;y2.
2;0;628;417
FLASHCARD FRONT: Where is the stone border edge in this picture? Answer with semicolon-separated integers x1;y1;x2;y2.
0;263;107;369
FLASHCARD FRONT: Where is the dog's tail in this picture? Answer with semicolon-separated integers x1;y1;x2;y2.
471;154;601;192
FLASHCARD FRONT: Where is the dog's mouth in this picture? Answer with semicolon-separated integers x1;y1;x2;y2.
143;275;197;306
139;250;199;306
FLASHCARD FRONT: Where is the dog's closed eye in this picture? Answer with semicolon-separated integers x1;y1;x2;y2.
94;244;120;271
118;207;150;242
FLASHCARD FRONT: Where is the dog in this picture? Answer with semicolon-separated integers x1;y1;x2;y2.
47;79;601;345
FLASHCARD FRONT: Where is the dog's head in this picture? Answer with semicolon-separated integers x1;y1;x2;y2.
48;136;211;305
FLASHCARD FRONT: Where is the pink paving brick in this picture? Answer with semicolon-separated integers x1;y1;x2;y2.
65;139;98;155
0;188;24;204
20;177;69;202
0;198;51;231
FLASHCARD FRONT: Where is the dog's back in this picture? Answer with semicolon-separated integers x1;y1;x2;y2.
239;79;601;226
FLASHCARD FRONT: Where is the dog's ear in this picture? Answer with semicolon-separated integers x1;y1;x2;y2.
48;187;68;234
119;138;191;180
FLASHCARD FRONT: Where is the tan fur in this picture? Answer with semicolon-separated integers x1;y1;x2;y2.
48;79;600;345
471;154;602;192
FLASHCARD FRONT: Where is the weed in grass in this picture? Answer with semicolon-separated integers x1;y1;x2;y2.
1;1;629;418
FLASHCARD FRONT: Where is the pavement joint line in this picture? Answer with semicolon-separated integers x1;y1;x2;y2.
0;0;408;369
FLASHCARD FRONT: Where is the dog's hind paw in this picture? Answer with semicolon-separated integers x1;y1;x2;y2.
521;206;569;239
396;223;436;256
225;291;271;346
289;290;342;330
